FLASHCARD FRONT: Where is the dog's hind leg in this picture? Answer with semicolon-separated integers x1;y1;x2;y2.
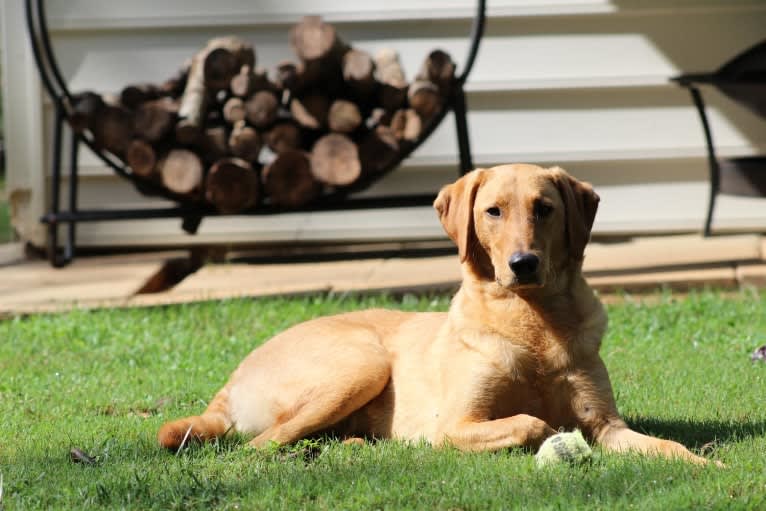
247;350;391;448
157;388;232;450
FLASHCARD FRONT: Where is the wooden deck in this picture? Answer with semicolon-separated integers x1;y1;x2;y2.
1;234;764;317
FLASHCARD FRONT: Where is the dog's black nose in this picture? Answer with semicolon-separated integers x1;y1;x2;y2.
509;252;539;278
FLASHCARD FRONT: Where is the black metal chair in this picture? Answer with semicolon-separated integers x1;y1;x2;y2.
672;39;766;236
25;0;486;266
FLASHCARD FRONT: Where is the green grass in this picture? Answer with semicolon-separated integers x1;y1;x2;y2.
1;291;766;510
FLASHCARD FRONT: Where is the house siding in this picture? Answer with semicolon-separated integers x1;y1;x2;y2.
2;0;766;247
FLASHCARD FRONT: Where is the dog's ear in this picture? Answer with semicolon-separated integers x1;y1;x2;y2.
434;169;485;263
550;167;600;262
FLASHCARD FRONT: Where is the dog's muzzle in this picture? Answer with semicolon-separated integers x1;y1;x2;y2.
509;252;540;284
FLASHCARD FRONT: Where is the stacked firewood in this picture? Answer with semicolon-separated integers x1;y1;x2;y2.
66;17;455;213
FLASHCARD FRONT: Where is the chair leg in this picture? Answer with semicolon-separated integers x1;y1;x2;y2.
690;87;719;237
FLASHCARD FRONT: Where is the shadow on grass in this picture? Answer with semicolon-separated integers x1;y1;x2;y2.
626;415;766;449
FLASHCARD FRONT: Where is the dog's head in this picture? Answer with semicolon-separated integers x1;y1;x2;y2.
434;164;599;291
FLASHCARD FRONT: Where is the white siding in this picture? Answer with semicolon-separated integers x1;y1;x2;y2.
3;0;766;248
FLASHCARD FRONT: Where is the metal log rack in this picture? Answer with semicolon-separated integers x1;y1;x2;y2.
25;0;486;267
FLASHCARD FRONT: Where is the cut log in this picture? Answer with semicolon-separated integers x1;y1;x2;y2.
222;97;246;124
374;48;407;111
245;90;279;128
176;54;207;144
266;121;302;153
202;126;229;163
229;120;262;162
120;83;161;110
230;65;274;98
203;36;256;91
126;139;157;178
390;108;422;142
159;149;203;196
134;97;178;143
263;150;322;208
290;93;330;130
67;91;105;133
289;16;348;94
408;80;441;122
328;100;362;134
310;134;361;186
91;104;134;155
416;49;456;93
205;157;260;213
343;48;376;102
359;125;400;177
289;16;348;63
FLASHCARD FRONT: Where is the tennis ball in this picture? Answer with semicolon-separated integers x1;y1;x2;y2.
535;429;592;467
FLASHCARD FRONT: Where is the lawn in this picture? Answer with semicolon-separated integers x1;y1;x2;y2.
1;291;765;510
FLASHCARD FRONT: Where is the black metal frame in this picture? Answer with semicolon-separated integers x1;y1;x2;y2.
25;0;486;267
672;72;763;237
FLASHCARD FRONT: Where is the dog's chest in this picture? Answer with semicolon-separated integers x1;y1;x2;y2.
481;336;578;425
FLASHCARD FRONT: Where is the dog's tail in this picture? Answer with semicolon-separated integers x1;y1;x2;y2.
158;388;232;450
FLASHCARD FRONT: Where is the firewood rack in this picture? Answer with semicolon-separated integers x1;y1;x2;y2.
25;0;486;267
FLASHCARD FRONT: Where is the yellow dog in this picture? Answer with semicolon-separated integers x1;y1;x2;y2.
158;163;708;464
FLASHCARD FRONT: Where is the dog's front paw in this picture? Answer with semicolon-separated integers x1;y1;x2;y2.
517;414;557;449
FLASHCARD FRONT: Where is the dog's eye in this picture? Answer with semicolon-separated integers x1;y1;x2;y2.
486;206;501;218
533;201;553;220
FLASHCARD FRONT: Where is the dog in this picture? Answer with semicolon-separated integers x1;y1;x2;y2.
158;163;708;464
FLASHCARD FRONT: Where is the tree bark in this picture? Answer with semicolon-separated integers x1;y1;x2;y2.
343;48;376;103
230;65;275;98
263;150;322;208
91;104;135;156
416;49;456;93
120;83;161;110
203;36;256;91
176;54;207;144
67;91;105;133
201;126;230;163
359;125;400;177
134;97;178;143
